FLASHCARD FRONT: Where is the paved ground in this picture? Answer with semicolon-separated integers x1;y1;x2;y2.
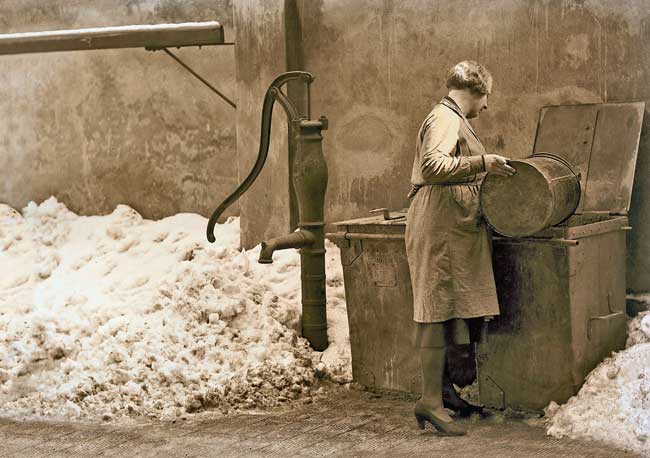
0;389;641;458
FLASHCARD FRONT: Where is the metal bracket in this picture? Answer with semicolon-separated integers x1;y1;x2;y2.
587;311;625;340
155;47;236;109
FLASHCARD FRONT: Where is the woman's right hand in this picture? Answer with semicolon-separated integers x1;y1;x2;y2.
483;154;516;176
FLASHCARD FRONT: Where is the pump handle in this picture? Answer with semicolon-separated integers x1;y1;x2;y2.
206;71;313;242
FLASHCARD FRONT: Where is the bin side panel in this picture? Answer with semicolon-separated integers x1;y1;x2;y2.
339;237;421;393
571;231;627;381
567;242;589;388
478;242;574;412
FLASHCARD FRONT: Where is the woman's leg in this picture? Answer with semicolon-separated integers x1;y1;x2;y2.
414;322;466;435
415;322;452;422
443;318;474;410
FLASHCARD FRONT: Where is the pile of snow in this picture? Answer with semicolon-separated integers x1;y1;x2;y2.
627;311;650;347
545;311;650;456
0;197;351;421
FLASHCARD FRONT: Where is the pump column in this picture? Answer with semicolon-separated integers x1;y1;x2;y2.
293;116;329;351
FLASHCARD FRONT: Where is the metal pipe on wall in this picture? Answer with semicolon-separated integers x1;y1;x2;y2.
0;21;225;55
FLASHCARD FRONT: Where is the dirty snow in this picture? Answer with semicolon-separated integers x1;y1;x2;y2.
545;310;650;456
0;197;351;422
627;311;650;347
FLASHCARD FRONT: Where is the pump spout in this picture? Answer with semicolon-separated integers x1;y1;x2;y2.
258;230;315;264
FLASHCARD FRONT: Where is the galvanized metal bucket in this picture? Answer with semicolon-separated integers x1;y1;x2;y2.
480;153;581;237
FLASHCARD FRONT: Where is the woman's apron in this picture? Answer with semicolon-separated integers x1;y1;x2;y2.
405;98;500;323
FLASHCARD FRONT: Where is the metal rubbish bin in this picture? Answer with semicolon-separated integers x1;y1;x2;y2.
478;101;645;412
327;210;418;393
327;101;645;411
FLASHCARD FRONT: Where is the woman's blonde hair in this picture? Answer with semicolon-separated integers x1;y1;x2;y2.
446;60;493;95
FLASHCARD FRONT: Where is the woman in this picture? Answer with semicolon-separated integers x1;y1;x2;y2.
405;60;515;436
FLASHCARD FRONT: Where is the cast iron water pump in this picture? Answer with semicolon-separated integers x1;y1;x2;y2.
206;71;329;351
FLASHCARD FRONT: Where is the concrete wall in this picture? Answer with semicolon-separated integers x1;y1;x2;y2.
4;1;649;290
235;0;650;291
233;0;293;249
0;0;237;220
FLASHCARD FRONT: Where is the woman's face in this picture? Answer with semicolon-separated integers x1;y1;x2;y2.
466;92;489;119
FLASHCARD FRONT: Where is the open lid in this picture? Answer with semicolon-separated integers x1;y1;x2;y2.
532;101;645;215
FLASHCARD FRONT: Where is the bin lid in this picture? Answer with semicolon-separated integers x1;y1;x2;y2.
532;101;645;215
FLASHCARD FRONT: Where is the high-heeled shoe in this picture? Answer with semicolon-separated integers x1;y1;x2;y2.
414;403;467;436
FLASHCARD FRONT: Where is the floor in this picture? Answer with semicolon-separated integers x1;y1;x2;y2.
0;389;641;458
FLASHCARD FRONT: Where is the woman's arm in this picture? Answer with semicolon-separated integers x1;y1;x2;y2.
419;109;484;183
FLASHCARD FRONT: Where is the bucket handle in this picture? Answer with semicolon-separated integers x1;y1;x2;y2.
529;152;580;179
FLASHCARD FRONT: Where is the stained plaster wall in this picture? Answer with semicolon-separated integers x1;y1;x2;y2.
0;0;238;221
236;0;650;292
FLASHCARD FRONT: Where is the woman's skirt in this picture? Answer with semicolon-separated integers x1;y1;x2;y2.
405;183;500;323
